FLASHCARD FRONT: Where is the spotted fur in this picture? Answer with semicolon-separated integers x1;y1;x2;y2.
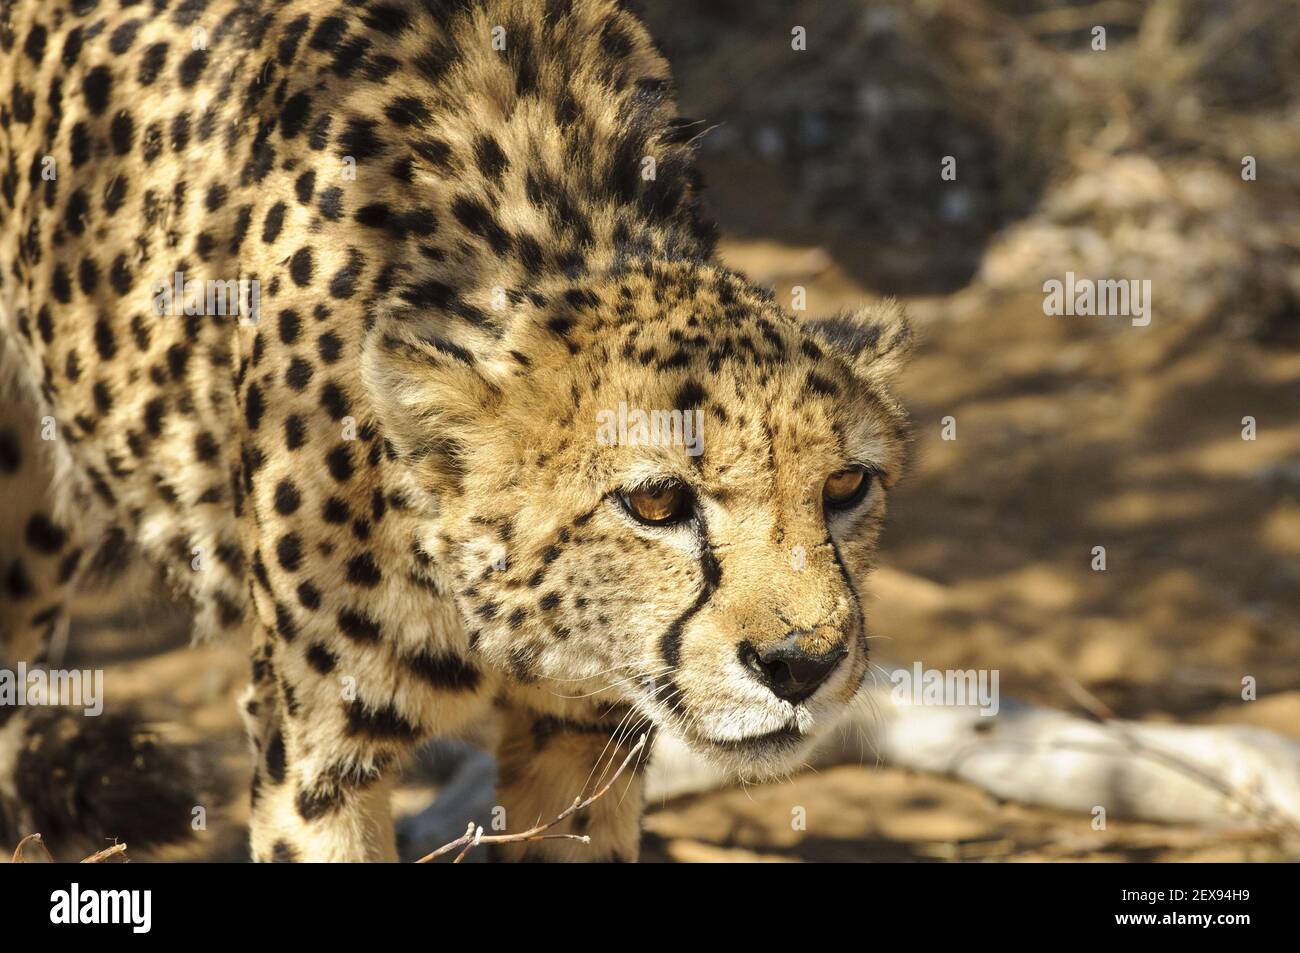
0;0;911;861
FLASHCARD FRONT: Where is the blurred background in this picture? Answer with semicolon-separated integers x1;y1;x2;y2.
60;0;1300;862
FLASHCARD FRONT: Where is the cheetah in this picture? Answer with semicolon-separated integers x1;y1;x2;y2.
0;0;912;861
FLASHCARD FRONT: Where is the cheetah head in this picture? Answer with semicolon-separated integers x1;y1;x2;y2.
364;262;911;777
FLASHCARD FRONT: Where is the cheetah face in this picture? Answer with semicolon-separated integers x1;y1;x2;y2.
366;265;911;777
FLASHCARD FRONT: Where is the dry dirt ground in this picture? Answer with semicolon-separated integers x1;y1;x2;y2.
44;173;1300;861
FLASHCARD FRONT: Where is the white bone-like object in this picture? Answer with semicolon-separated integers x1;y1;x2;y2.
645;662;1300;831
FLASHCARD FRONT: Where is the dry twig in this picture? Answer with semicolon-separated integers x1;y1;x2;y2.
82;842;129;863
12;833;55;863
11;834;130;863
416;733;647;863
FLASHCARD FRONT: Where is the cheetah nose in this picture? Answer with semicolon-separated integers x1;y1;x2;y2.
741;632;847;704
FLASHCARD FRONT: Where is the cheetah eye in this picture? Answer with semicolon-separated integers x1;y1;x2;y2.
620;481;693;527
823;466;873;510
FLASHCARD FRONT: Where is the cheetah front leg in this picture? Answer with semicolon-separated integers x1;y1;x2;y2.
239;601;495;863
490;694;650;862
240;624;402;863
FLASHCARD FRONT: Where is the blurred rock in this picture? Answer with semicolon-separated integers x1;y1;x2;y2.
634;0;1300;336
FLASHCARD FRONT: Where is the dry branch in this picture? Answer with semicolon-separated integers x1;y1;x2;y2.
81;842;130;863
1025;650;1300;839
10;833;129;863
644;662;1300;840
11;833;54;863
416;733;647;863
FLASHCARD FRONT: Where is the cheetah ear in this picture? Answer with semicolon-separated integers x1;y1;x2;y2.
803;298;913;383
360;326;501;494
